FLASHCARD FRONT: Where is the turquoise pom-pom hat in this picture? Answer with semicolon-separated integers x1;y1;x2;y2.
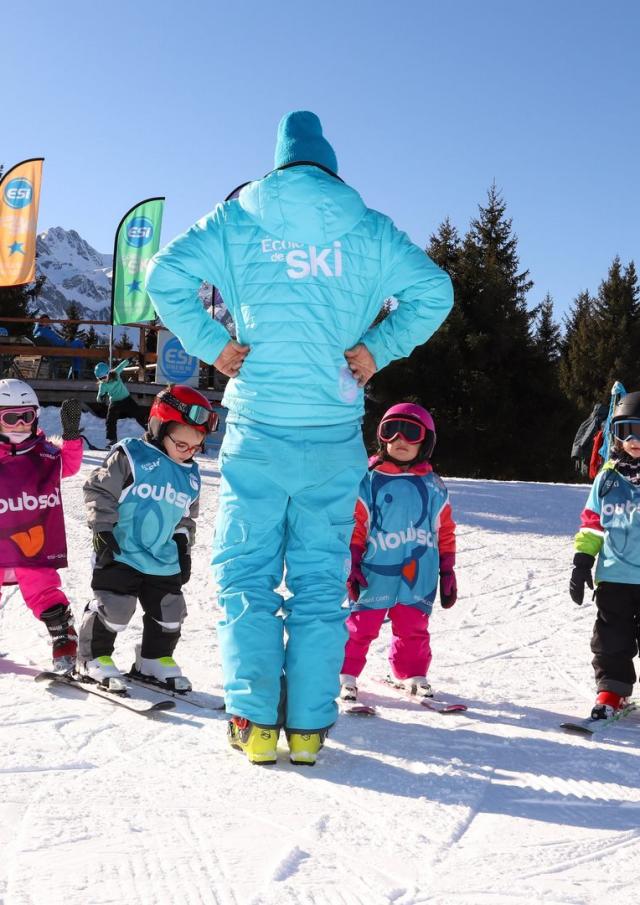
274;111;338;175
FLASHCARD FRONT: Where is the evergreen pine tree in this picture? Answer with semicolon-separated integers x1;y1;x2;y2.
84;326;101;348
61;302;83;342
533;293;561;362
369;187;572;479
444;185;540;478
559;290;599;412
590;257;640;394
366;218;464;460
115;330;134;355
0;277;45;340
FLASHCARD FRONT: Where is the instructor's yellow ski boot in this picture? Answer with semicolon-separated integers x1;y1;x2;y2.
286;729;328;766
227;716;279;765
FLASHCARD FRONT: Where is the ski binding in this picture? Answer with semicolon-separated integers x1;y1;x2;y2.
560;701;637;736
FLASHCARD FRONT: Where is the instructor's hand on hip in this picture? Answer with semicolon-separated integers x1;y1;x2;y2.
345;344;377;387
214;341;250;378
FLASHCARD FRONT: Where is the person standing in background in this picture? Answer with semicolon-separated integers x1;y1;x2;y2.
94;359;146;448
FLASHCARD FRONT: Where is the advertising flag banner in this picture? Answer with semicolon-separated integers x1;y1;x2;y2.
112;197;164;325
156;330;199;387
0;158;44;287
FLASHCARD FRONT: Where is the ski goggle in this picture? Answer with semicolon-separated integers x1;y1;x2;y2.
377;418;426;445
0;407;37;428
162;393;219;432
614;420;640;442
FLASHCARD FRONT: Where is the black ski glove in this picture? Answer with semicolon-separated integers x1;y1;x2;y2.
174;533;191;585
93;530;121;566
60;398;82;440
569;552;595;605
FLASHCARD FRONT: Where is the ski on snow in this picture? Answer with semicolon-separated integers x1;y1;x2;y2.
372;677;468;714
124;673;226;711
340;701;377;716
340;678;468;716
560;701;637;736
35;671;176;717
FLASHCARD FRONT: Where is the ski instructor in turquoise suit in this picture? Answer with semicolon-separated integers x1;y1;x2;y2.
146;111;453;765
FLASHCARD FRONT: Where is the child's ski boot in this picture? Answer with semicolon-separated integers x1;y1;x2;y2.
286;728;328;766
227;717;280;765
339;675;358;703
77;655;127;693
405;676;434;698
386;674;434;697
130;645;192;693
40;604;78;675
591;690;626;720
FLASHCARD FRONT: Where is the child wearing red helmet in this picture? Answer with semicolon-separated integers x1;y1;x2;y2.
340;402;457;703
77;385;218;691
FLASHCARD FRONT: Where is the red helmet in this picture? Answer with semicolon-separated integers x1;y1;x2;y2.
149;385;219;437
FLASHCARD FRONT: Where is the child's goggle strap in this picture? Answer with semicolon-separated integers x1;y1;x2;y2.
614;419;640;441
0;407;37;427
163;393;219;431
377;417;426;444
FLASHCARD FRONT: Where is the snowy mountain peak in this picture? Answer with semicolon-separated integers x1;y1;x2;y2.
38;226;112;273
35;226;113;322
34;225;231;331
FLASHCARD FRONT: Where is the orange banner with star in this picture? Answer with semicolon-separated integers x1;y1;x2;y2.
0;158;44;287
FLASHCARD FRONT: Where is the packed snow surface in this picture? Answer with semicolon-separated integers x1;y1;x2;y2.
1;410;639;904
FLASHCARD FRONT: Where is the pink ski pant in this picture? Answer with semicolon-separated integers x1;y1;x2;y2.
342;604;431;679
0;568;69;620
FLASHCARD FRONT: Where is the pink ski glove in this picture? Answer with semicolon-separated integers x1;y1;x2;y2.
347;543;368;602
439;552;457;609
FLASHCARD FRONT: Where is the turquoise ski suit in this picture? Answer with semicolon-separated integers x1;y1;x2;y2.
96;359;130;403
146;164;453;730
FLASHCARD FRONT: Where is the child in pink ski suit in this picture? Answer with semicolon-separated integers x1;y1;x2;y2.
0;380;83;671
340;402;457;702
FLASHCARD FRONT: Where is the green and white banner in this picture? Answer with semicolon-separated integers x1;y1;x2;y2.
111;197;164;325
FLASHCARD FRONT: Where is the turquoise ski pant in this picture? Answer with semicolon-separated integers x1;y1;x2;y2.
213;418;367;730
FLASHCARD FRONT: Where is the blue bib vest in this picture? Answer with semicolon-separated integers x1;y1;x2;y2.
589;469;640;584
113;438;200;576
356;470;449;614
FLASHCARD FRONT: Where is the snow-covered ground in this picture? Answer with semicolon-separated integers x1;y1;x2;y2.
1;412;639;905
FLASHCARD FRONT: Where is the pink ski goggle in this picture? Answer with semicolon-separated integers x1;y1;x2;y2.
0;407;37;429
377;417;426;445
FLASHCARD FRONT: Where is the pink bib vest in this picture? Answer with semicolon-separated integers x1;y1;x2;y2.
0;437;68;569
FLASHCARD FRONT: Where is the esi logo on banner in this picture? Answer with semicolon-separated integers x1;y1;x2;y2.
112;197;164;325
0;159;44;287
156;331;199;387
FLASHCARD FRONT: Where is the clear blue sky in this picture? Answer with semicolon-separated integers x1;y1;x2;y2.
4;0;639;319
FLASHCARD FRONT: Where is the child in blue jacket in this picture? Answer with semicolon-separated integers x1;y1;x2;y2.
570;390;640;719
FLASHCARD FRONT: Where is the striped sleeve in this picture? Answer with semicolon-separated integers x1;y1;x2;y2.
574;477;604;557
